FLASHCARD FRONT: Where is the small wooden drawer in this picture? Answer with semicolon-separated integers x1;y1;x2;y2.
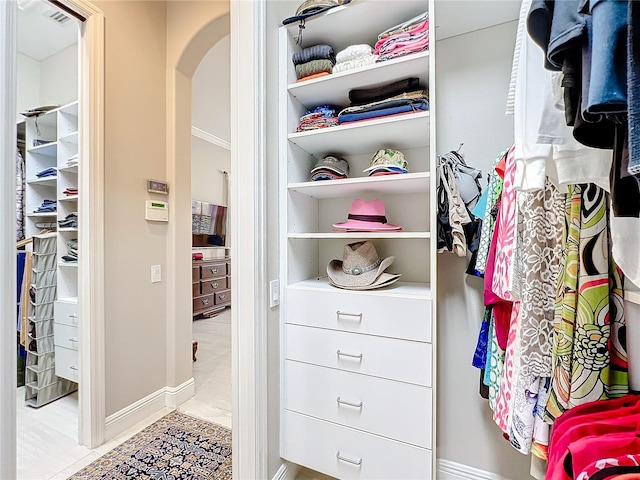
193;293;215;313
215;289;231;305
200;262;227;280
192;282;200;297
201;277;227;295
192;266;200;282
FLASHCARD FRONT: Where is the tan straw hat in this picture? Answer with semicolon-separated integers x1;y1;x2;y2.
327;241;401;290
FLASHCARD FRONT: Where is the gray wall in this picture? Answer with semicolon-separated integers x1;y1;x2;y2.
435;20;531;479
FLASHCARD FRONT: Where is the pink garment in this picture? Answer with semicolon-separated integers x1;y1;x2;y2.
492;146;518;301
374;17;429;54
493;302;521;432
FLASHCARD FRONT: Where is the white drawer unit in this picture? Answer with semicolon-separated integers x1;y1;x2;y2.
285;324;432;386
286;285;431;342
54;299;78;327
55;345;79;382
285;360;432;448
283;411;432;480
53;322;79;351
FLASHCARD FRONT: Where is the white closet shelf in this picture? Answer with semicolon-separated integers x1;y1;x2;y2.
288;52;429;107
27;142;57;156
27;176;57;186
284;0;428;50
58;262;78;268
289;277;431;299
58;131;78;143
288;111;430;156
288;232;430;239
58;228;78;232
58;296;78;303
58;165;78;174
626;291;640;305
27;212;57;218
58;195;79;201
288;172;430;199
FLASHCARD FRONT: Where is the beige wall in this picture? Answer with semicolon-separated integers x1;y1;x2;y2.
191;137;230;206
92;0;169;416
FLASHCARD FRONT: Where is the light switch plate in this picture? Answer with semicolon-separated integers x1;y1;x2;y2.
151;265;161;283
269;279;280;307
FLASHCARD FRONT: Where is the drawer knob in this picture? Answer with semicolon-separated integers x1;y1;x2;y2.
202;299;210;305
220;294;226;300
69;314;78;318
211;268;218;274
336;349;363;360
336;311;362;321
336;396;363;409
336;451;362;466
70;366;78;371
211;282;218;288
69;338;78;343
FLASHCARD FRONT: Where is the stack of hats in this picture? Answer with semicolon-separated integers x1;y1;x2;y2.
333;44;378;74
292;44;336;82
364;148;409;176
327;241;401;290
375;11;429;63
282;0;350;25
310;154;349;181
332;198;402;232
338;77;428;124
296;105;339;131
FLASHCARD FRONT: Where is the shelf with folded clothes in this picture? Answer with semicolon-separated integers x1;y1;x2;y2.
288;171;431;199
58;195;78;202
27;141;57;156
57;164;78;174
288;277;431;299
26;176;58;186
58;228;78;232
288;111;430;156
288;51;429;107
26;212;57;218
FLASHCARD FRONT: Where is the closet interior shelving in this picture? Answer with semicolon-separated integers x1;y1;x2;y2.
279;0;436;478
22;101;80;406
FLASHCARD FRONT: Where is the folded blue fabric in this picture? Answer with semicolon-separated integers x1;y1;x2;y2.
35;167;57;178
337;101;428;124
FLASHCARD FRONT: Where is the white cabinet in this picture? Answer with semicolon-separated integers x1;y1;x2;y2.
279;1;436;477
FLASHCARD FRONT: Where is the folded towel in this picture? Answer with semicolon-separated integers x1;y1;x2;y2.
295;59;334;79
333;54;379;74
349;77;421;105
335;44;374;63
292;44;335;66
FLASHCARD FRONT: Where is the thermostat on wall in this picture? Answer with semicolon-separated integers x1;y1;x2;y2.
145;200;169;222
147;179;169;195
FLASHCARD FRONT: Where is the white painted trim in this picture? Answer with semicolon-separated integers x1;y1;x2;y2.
272;461;300;480
165;378;196;408
191;126;231;151
104;383;194;440
231;0;268;479
55;0;107;450
437;459;511;480
0;2;18;477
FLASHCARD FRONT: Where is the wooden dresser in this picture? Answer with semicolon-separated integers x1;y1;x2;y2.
192;258;231;316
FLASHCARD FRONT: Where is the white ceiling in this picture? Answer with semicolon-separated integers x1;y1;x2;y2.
17;0;78;61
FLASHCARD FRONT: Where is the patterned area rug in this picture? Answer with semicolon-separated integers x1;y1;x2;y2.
69;411;232;479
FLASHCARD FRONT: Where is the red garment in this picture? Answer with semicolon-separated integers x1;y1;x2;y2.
548;412;640;480
569;434;640;480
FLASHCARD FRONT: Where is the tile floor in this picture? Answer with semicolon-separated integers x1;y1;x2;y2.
16;309;232;479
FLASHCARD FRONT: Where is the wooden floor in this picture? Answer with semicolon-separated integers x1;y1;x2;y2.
17;309;232;479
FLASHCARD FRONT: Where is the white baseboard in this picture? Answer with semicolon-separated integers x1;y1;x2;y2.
165;378;195;408
437;459;510;480
272;461;300;480
104;378;196;440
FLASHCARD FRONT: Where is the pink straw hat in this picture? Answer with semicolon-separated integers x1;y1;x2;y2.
333;198;402;231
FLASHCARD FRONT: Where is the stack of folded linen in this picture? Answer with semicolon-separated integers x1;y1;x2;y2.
58;212;78;228
34;199;56;213
62;238;78;263
375;11;429;63
338;77;428;124
292;44;335;82
296;105;339;131
333;44;378;74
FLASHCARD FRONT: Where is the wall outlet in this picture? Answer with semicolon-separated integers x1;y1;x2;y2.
269;279;280;307
151;264;161;283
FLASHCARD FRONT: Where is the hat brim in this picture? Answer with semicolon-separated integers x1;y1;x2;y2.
310;165;348;176
329;272;401;290
363;165;408;174
332;219;402;231
327;255;396;287
282;4;339;25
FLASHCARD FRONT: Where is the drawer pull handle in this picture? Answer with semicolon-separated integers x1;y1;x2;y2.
220;294;227;300
336;349;362;360
336;397;363;408
336;452;362;466
336;311;362;321
211;268;218;274
69;338;78;343
211;282;218;288
69;366;78;371
202;299;210;305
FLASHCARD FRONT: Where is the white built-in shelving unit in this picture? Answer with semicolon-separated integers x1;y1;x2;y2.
279;1;436;478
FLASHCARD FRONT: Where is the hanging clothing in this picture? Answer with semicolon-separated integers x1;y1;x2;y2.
546;184;629;422
16;149;25;242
